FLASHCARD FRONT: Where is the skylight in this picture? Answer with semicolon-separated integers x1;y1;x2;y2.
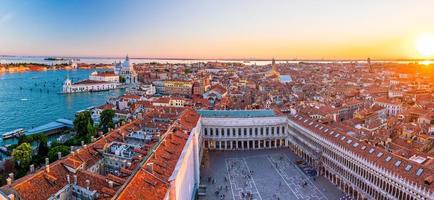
376;152;383;158
385;156;392;162
361;146;367;150
347;139;352;144
405;165;412;171
368;148;375;154
416;168;423;176
353;143;359;147
394;160;401;167
340;136;346;140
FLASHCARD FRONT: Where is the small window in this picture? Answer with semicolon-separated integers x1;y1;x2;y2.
341;136;346;140
385;156;392;162
303;119;308;123
329;131;334;135
319;126;323;130
309;122;314;125
416;168;423;176
405;165;412;171
334;133;340;138
315;124;319;128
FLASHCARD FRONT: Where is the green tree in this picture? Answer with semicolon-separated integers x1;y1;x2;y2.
38;135;48;156
48;145;70;162
12;143;32;167
74;111;93;137
100;109;115;133
119;76;126;83
87;121;96;137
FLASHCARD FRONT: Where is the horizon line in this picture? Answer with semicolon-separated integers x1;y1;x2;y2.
1;54;433;62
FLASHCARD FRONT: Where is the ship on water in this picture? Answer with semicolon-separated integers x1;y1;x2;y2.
2;129;24;140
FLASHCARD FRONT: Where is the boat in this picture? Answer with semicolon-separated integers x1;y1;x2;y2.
2;128;25;140
44;57;66;61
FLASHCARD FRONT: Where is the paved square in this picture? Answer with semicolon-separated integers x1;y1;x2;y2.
200;149;345;200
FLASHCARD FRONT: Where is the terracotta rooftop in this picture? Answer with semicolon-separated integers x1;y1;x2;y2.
116;109;199;200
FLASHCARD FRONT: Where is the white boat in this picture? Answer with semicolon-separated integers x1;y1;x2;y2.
2;128;25;140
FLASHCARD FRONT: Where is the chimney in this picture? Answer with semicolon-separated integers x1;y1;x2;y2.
7;194;15;200
81;141;85;146
8;173;14;182
45;158;50;173
73;175;77;185
108;180;114;188
57;152;62;160
85;179;90;190
29;164;35;173
146;162;154;173
70;146;74;152
6;178;12;186
67;175;71;184
91;136;95;142
84;144;87;148
127;162;132;168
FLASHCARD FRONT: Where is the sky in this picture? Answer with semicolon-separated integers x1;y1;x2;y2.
0;0;434;60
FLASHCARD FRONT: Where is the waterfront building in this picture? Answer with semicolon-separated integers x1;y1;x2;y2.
115;55;138;85
89;71;119;83
62;79;118;93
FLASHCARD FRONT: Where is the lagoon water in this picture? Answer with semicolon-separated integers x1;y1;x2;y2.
0;69;125;134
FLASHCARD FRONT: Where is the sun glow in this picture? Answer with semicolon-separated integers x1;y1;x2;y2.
416;33;434;58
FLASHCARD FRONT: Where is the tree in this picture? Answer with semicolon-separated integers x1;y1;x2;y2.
100;109;115;133
48;145;70;162
37;135;49;157
87;121;96;137
74;111;93;137
12;143;32;167
119;76;126;83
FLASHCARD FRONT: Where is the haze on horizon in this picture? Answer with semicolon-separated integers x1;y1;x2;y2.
0;0;434;60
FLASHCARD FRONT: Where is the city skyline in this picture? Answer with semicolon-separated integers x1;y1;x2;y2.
1;0;434;60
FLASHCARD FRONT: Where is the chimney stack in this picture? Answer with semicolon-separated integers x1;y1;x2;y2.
81;141;85;146
67;175;71;184
146;162;154;173
85;179;90;190
108;180;114;188
91;136;95;142
29;164;35;173
8;173;14;182
73;175;77;185
45;158;50;173
127;162;132;168
57;152;62;160
7;194;15;200
6;178;12;186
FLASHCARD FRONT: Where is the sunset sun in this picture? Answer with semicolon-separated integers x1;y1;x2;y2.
416;33;434;57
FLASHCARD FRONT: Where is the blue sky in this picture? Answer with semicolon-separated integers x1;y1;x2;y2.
1;0;434;59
